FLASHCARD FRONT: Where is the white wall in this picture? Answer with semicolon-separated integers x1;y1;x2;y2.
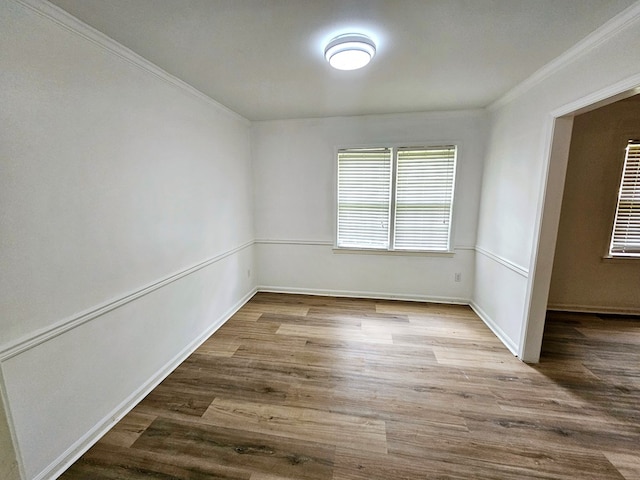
548;96;640;313
252;111;487;302
474;2;640;361
5;1;639;477
0;1;255;478
0;390;19;480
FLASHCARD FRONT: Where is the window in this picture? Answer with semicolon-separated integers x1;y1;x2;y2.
609;140;640;257
337;145;457;252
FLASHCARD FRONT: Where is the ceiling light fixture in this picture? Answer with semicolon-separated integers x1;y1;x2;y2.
324;33;376;71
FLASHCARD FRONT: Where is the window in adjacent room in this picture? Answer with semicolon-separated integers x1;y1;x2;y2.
337;145;457;252
608;140;640;257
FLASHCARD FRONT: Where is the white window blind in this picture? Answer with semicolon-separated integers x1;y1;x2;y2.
337;145;457;252
394;146;456;251
337;148;392;248
609;141;640;256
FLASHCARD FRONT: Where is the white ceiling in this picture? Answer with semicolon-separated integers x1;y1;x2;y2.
48;0;637;121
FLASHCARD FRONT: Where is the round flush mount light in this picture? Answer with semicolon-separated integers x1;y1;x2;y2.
324;33;376;70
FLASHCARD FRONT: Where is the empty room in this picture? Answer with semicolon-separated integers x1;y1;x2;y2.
1;1;640;479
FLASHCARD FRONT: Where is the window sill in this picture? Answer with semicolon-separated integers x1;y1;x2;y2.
333;247;455;257
602;255;640;263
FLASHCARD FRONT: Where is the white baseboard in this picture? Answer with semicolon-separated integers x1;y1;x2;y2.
259;286;522;358
257;285;470;305
39;287;257;480
469;301;519;357
0;241;255;361
547;303;640;316
35;286;522;479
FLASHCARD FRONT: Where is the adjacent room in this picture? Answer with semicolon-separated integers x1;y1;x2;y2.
1;1;639;479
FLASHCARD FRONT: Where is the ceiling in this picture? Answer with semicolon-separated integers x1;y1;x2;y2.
48;0;637;121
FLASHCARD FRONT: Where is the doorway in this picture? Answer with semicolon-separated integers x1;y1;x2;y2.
521;86;640;363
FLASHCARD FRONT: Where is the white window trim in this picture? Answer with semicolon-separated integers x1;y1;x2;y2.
606;138;640;259
333;141;460;255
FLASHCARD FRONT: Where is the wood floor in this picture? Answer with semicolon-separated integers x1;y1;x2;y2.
61;293;640;479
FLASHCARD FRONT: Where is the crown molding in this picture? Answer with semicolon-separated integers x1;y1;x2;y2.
250;108;488;126
551;73;640;118
489;1;640;112
12;0;250;126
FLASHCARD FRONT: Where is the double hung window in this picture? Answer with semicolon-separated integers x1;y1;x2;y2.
609;140;640;257
337;145;457;252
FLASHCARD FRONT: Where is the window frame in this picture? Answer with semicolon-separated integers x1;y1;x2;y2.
333;141;460;255
606;138;640;259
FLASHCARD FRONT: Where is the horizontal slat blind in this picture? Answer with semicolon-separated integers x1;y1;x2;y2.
610;141;640;256
394;146;456;251
337;148;391;248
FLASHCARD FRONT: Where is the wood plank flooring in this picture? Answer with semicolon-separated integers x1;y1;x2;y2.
61;294;640;479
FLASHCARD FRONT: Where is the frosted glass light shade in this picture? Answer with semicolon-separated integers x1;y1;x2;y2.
325;34;376;70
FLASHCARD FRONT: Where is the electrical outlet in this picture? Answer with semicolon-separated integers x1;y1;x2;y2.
247;269;251;278
454;272;461;282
